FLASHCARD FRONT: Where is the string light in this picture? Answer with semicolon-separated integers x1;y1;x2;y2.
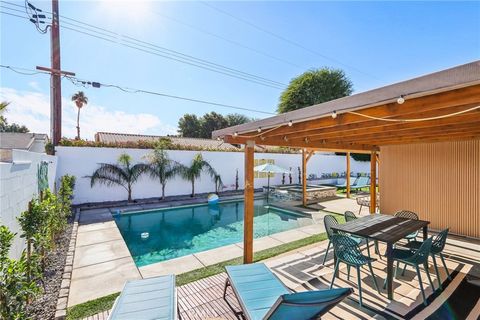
397;95;405;104
233;132;238;137
257;127;262;133
331;111;337;119
288;120;293;126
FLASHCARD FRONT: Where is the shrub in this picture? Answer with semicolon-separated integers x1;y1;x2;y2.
0;226;40;319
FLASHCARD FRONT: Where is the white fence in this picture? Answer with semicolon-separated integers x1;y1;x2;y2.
0;150;57;258
56;147;370;205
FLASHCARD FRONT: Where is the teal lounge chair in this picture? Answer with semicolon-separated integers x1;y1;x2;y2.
108;275;179;320
350;176;370;193
223;263;352;320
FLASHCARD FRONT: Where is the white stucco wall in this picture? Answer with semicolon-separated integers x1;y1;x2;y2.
55;147;370;205
0;150;57;259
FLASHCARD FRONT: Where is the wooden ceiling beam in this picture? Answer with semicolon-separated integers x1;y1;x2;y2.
235;85;480;139
304;121;480;144
224;135;378;152
348;131;480;146
277;103;480;141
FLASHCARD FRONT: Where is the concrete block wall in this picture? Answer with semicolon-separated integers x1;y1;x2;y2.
0;150;57;258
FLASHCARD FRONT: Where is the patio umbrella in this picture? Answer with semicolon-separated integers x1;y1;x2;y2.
254;163;290;203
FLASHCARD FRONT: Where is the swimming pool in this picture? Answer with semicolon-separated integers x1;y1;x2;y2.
113;199;313;267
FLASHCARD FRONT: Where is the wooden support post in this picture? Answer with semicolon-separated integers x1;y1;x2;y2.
346;152;351;198
370;151;377;214
243;140;255;264
302;149;307;207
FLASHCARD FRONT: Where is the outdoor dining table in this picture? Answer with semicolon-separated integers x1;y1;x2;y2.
330;213;430;300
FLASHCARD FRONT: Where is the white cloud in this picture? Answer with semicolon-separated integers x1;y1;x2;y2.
28;81;41;92
0;87;177;139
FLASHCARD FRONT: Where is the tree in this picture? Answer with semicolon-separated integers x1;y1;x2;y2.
0;101;29;133
178;112;251;138
178;114;201;137
225;113;251;127
199;112;228;138
277;68;353;113
71;91;88;140
144;147;181;200
88;153;148;202
178;153;219;197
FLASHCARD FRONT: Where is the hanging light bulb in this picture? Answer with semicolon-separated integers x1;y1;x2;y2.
257;127;262;133
331;111;337;119
288;120;293;127
397;95;405;104
233;132;238;137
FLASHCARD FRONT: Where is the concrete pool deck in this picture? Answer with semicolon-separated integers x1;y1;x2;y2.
68;196;363;306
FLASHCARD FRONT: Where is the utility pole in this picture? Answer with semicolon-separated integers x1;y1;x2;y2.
33;0;74;150
50;0;62;146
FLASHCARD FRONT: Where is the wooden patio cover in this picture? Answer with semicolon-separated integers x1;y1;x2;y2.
212;61;480;263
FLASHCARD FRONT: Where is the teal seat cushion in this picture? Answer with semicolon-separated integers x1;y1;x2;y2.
226;263;290;320
265;288;353;320
108;275;176;320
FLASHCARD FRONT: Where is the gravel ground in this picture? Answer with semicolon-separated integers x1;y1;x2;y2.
27;218;73;320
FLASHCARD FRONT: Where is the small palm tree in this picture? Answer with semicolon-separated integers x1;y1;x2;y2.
88;153;148;202
178;153;219;197
144;147;181;200
213;174;224;193
71;91;88;140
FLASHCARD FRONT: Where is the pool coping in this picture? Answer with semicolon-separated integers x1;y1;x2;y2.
137;223;323;278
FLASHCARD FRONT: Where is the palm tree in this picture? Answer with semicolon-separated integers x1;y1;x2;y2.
88;153;148;202
214;174;224;194
144;147;181;200
178;153;219;197
71;91;88;140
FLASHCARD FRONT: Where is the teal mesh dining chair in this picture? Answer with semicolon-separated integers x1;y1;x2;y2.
383;237;434;306
344;211;380;258
329;234;380;307
395;210;419;242
322;215;361;265
404;229;451;289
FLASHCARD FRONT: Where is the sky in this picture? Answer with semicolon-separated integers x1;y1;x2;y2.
1;0;479;140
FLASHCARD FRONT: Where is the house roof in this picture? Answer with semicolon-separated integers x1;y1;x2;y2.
95;132;240;151
0;132;48;150
212;61;480;139
212;61;480;152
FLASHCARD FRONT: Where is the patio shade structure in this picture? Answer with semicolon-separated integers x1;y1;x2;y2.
253;163;290;203
212;60;480;267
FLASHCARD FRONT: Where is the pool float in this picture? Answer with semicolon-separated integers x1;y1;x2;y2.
207;193;219;205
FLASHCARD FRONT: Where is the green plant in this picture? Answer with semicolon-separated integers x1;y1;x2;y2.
45;142;54;155
177;154;219;197
213;174;224;193
58;175;76;216
88;153;149;202
0;226;40;319
144;147;181;200
277;68;353;113
71;91;88;140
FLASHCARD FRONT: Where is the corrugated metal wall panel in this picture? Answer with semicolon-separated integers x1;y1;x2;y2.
379;139;480;238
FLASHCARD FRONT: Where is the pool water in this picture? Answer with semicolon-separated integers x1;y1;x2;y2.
113;199;313;267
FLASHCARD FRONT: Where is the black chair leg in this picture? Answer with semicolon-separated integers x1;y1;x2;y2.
439;253;451;280
330;260;340;289
416;265;428;306
432;254;442;289
323;240;331;265
356;266;363;307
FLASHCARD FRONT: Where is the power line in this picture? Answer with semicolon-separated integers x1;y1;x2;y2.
153;11;304;70
200;1;383;81
0;2;287;90
0;64;276;116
